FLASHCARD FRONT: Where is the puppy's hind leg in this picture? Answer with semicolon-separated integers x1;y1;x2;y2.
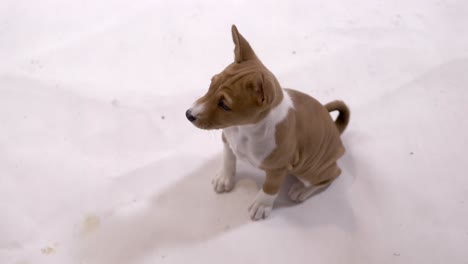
288;163;341;203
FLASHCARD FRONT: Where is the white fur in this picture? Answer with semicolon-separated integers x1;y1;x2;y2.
212;141;236;193
249;189;278;220
223;90;294;167
190;102;205;117
216;90;294;220
222;90;293;220
298;177;312;188
288;181;330;202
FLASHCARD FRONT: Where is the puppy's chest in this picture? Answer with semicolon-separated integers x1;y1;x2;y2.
223;126;276;167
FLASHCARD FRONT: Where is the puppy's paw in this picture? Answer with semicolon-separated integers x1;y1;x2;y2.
288;182;329;202
248;190;277;221
212;170;234;193
288;182;308;202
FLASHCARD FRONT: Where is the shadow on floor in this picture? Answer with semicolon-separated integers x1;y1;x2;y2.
76;155;258;264
76;145;358;263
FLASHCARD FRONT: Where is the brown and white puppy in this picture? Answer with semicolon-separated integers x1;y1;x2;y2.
186;25;350;220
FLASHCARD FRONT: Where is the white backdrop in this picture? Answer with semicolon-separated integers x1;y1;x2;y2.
1;0;468;263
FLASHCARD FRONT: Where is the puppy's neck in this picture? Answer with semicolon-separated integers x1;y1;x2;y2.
254;74;285;125
231;87;291;134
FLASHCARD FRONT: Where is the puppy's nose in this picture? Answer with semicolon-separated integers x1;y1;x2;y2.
186;109;196;122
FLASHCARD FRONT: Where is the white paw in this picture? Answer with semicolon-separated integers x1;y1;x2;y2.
212;170;234;193
248;190;277;221
288;182;309;202
288;182;329;202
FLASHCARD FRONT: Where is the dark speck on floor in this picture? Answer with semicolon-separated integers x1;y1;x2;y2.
410;152;414;155
161;115;165;120
393;253;400;257
292;50;296;55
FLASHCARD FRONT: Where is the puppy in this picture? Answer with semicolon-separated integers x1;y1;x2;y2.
186;25;350;220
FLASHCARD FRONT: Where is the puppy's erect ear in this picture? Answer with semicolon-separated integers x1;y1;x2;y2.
253;72;275;106
231;25;257;63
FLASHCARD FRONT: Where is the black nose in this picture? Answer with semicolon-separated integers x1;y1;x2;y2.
186;109;196;122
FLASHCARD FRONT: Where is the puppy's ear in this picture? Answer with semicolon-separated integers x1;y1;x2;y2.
253;72;275;106
231;25;257;63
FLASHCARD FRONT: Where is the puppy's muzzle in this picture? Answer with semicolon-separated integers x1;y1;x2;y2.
185;109;196;122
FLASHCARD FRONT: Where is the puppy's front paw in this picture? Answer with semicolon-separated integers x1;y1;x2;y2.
248;190;277;221
212;170;234;193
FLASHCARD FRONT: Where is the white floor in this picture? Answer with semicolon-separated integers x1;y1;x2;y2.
1;1;468;263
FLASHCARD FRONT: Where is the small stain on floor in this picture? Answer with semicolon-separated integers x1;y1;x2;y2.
82;214;100;234
41;246;55;255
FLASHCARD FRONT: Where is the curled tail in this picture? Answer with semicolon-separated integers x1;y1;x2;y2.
325;100;350;134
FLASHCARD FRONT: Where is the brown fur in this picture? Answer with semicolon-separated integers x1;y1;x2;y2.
190;25;350;199
261;89;347;194
190;27;283;130
325;100;350;134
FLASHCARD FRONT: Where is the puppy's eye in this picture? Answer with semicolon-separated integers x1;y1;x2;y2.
218;100;231;111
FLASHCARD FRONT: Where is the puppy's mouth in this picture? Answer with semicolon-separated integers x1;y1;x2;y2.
192;120;224;130
185;111;211;129
192;120;212;130
185;109;229;130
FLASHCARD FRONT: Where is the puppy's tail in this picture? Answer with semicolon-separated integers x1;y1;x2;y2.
325;100;350;134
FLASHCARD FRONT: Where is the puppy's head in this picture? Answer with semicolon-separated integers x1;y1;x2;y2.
186;25;280;130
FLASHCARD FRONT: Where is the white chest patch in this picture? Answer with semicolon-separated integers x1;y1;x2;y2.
223;90;294;167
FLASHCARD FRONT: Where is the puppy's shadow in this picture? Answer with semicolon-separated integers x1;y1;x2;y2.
77;140;359;263
76;155;258;264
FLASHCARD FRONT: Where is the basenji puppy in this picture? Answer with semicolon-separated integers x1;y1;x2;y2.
186;25;350;220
